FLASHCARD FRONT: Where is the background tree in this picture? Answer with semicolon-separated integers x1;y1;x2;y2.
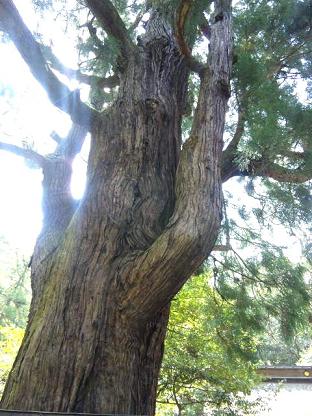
0;0;311;414
157;271;261;416
157;256;311;415
0;237;30;397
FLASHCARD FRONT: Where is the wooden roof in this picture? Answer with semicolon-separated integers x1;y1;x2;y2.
257;366;312;383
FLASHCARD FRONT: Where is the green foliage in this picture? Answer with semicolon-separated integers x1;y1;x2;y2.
221;0;312;355
0;258;30;329
258;318;312;365
229;1;312;241
0;239;30;397
215;174;312;369
213;247;311;340
158;251;311;414
157;272;263;415
262;181;312;229
78;32;119;77
0;326;24;397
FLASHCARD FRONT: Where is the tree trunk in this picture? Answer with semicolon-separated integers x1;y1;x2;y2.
1;4;232;415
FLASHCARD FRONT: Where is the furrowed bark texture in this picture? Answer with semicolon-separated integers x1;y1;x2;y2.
1;3;232;415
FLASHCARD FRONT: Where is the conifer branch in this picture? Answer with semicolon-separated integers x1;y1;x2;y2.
175;0;206;74
85;0;136;57
267;40;312;79
97;74;120;88
0;141;46;167
221;113;312;184
0;0;98;129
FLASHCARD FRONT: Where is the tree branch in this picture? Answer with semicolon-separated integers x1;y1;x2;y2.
0;0;98;128
40;43;120;88
267;39;312;79
198;11;212;40
222;107;246;182
1;129;86;192
175;0;206;74
54;124;88;161
85;0;135;57
212;244;232;252
229;158;312;184
81;17;108;53
253;160;312;183
0;141;46;167
129;10;145;32
50;131;62;144
277;150;307;160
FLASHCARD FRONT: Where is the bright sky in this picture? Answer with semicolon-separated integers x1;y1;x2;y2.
0;0;88;253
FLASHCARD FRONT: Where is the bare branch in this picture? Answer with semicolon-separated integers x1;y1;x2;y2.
175;0;206;74
222;107;246;182
50;131;62;144
0;141;46;167
54;124;88;161
198;11;212;40
96;74;119;88
212;244;232;252
224;109;246;155
85;0;135;57
129;11;145;32
0;0;98;128
1;126;87;173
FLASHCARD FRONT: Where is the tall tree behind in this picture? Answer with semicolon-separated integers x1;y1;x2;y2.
0;0;311;414
0;238;30;397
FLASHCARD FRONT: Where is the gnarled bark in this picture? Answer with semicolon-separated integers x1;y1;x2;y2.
0;1;233;414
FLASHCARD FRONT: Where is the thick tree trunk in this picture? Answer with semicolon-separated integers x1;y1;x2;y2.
1;4;232;415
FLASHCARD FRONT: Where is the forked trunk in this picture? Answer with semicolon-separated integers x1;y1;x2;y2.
1;4;232;415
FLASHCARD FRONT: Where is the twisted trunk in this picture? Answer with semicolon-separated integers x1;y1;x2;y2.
1;4;232;415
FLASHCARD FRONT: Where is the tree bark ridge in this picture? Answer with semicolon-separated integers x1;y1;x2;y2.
122;0;233;322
